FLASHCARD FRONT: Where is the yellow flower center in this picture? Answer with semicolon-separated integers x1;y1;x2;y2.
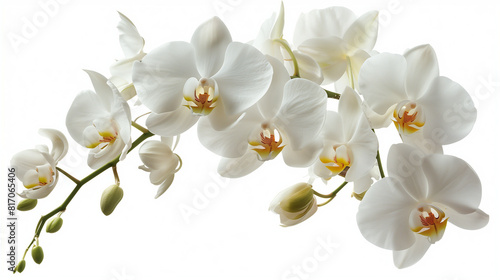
249;123;285;161
392;100;425;135
410;204;448;244
24;164;54;189
320;144;351;177
184;78;218;116
84;118;119;149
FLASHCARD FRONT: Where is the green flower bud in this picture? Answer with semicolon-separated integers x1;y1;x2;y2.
46;217;63;233
17;199;38;211
100;184;124;216
279;183;314;213
31;246;44;264
14;260;26;273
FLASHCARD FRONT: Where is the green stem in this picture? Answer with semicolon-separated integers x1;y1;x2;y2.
274;38;300;77
132;121;149;134
56;167;80;184
376;149;385;178
26;131;154;246
313;181;349;200
325;89;341;99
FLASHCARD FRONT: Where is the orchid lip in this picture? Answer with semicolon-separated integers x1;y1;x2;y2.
184;78;218;116
409;203;448;244
392;100;425;135
248;123;285;161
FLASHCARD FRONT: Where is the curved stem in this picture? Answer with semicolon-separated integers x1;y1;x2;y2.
24;131;154;249
132;121;149;134
56;167;80;184
274;38;300;77
313;181;349;199
376;149;385;178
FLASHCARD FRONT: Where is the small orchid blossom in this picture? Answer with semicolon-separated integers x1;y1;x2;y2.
294;7;379;89
359;44;476;153
252;2;323;84
66;70;132;169
357;144;489;268
198;57;326;178
269;182;317;227
312;87;378;183
132;17;273;136
139;137;180;199
11;129;68;199
109;12;146;101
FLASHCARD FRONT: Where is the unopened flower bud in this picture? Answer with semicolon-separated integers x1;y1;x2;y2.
269;183;317;226
17;199;37;211
14;260;26;273
100;184;124;216
46;217;63;233
31;246;44;264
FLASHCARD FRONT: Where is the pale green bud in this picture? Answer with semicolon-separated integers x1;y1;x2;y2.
17;199;37;211
31;246;44;264
14;260;26;273
352;191;366;201
279;183;314;213
46;217;63;233
100;184;124;216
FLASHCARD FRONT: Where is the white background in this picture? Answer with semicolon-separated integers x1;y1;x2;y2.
1;0;499;279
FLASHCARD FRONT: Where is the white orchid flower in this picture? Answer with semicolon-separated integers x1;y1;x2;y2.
139;137;180;199
109;12;146;101
294;7;379;89
312;87;378;183
66;70;132;169
198;57;326;178
253;1;323;84
359;44;476;153
132;17;273;136
356;144;489;268
11;129;68;199
269;182;317;227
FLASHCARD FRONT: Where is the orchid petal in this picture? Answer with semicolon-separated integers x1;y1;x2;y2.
393;234;431;269
217;151;263;178
38;128;68;163
139;140;177;172
109;83;132;160
445;208;489;230
343;10;379;51
404;44;439;100
291;51;324;85
345;118;378;182
191;17;232;77
117;12;144;57
270;1;285;40
213;42;273;116
323;111;345;143
155;174;175;199
335;49;370;92
423;154;482;214
357;177;417;250
133;41;200;113
275;79;327;150
338;87;363;139
362;103;397;129
87;138;125;169
282;140;322;167
10;149;47;179
146;106;200;137
419;76;477;145
359;53;407;114
83;70;114;111
257;56;290;120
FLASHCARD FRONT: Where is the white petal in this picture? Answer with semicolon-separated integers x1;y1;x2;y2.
270;1;285;40
345;118;378;182
323;111;345;144
293;51;324;84
139;140;177;171
400;130;443;155
257;56;290;120
386;144;428;201
404;44;439;100
343;10;379;51
338;87;363;139
294;7;357;46
197;117;254;158
362;102;396;129
38;128;68;163
282;140;322;167
155;174;175;199
217;151;264;178
275;79;327;150
356;177;417;250
133;41;200;113
358;53;407;114
66;90;109;146
419;76;477;145
10;149;47;180
109;83;132;161
352;165;379;194
191;17;232;77
206;100;245;131
117;12;144;57
393;234;431;269
423;154;482;214
18;173;59;199
83;70;114;111
87;139;125;169
146;106;200;137
445;208;489;230
213;42;273;116
298;37;348;84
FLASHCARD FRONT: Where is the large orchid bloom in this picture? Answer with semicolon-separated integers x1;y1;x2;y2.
357;144;489;268
132;17;273;136
139;137;180;199
312;87;378;185
252;2;323;84
359;44;476;153
294;7;378;89
66;70;132;169
109;12;146;101
198;57;326;178
11;129;68;199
